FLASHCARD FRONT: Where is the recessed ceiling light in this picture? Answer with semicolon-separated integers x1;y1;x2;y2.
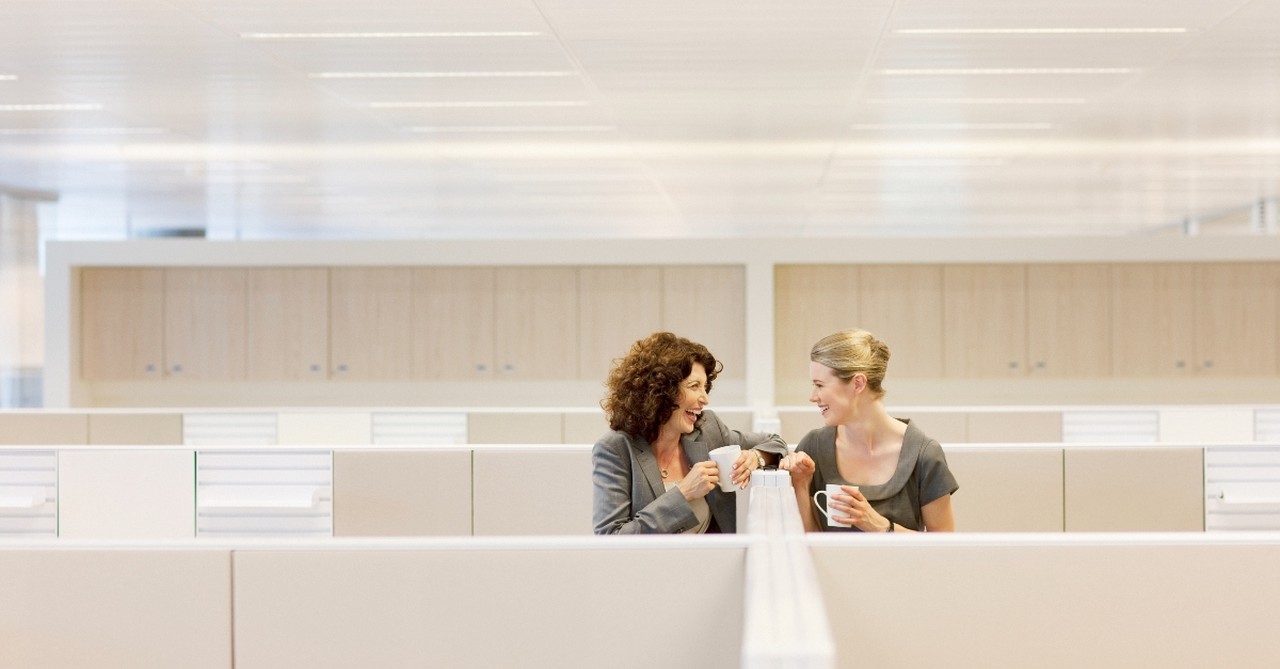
850;122;1053;130
407;125;615;133
370;101;589;108
878;68;1134;75
867;97;1085;105
0;103;104;111
310;71;574;79
241;31;542;39
895;28;1188;35
0;127;166;136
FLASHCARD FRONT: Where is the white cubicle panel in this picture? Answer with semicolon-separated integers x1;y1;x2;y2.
943;446;1064;532
1204;445;1280;531
810;535;1280;669
277;412;371;445
472;446;593;536
58;449;196;538
196;450;333;537
0;450;57;537
0;547;232;669
232;541;746;669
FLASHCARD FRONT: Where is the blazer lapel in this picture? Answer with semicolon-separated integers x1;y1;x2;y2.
682;429;711;467
632;436;666;500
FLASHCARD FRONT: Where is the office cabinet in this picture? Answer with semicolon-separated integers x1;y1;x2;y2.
943;264;1027;377
412;267;495;379
578;266;663;382
1026;264;1112;377
664;265;745;381
1111;263;1196;377
80;267;164;380
246;268;329;380
1193;263;1279;376
329;268;414;380
494;267;579;379
858;264;944;379
164;268;246;380
774;265;860;397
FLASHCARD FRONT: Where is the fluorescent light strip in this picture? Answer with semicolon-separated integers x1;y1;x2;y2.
834;158;1007;167
242;31;541;39
310;71;573;79
407;125;615;133
370;101;589;108
867;97;1085;105
0;103;104;111
0;75;16;81
895;27;1187;35
0;127;166;136
850;122;1053;130
878;67;1134;75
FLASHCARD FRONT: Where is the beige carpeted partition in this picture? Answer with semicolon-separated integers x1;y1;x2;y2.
810;535;1280;668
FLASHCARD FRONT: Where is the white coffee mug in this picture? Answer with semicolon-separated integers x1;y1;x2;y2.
813;483;858;527
707;445;742;492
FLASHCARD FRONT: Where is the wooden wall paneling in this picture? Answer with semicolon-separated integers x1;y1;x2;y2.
80;267;164;380
1193;263;1279;376
858;264;944;379
773;265;859;400
577;266;663;383
494;267;579;380
329;268;414;380
663;265;746;380
1110;263;1196;377
1026;263;1112;377
163;268;247;380
942;264;1027;377
412;267;495;380
246;268;329;380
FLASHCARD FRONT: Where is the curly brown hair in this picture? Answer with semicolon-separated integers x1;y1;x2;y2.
602;332;723;442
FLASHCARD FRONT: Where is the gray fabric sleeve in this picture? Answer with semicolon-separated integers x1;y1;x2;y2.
917;439;959;506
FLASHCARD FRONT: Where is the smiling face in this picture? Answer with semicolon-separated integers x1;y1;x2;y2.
809;361;861;426
661;362;710;437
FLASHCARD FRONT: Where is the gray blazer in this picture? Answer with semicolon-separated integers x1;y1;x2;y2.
592;409;788;534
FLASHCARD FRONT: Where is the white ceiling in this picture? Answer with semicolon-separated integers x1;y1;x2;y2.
1;0;1279;240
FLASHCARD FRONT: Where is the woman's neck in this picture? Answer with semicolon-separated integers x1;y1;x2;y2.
839;399;899;453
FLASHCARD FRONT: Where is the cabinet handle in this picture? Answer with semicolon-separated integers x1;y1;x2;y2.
1203;360;1215;369
475;364;488;372
335;363;348;374
1174;360;1186;369
1034;361;1046;370
309;364;322;373
1008;361;1019;370
170;363;183;373
144;363;157;374
502;363;514;373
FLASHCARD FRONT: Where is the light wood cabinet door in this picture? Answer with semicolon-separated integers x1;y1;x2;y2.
329;268;414;380
663;266;746;381
494;267;579;379
1026;264;1112;377
1194;263;1279;376
1111;263;1195;377
164;268;247;380
942;264;1027;377
859;264;944;379
80;267;165;380
774;265;859;397
246;268;329;380
577;266;663;382
412;267;495;380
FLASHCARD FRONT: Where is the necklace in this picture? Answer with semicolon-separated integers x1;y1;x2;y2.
658;449;681;479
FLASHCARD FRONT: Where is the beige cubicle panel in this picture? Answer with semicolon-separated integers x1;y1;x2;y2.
87;412;183;444
472;448;592;535
810;539;1280;668
233;544;745;669
58;449;196;538
778;409;823;445
0;413;88;444
468;412;563;443
944;447;1064;531
967;411;1063;442
0;549;232;669
333;450;473;537
1064;447;1203;531
898;411;968;444
563;411;607;444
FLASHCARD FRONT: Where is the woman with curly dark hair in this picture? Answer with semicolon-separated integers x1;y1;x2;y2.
592;332;787;534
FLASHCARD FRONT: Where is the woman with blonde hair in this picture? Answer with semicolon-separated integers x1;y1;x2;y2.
780;329;957;532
